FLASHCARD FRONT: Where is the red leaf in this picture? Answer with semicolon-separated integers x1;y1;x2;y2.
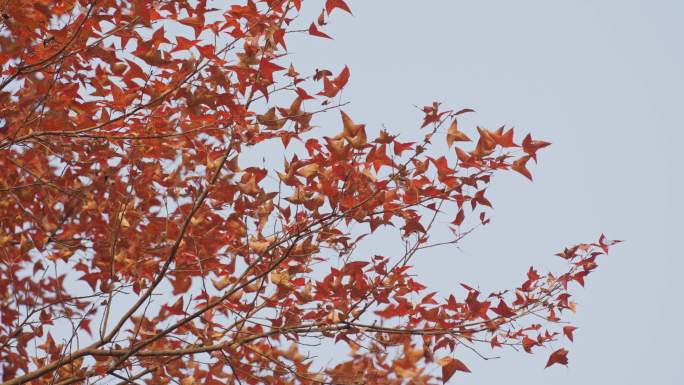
308;23;332;39
393;141;414;156
172;36;200;52
325;0;352;15
452;209;465;226
522;336;538;353
318;76;338;97
441;358;470;383
473;189;492;208
598;234;623;253
491;300;516;318
455;147;471;163
492;126;517;148
511;155;533;181
545;348;569;368
259;58;285;82
573;271;588;287
150;26;170;48
454;108;475;116
563;326;577;342
334;65;350;89
296;87;315;100
522;134;551;161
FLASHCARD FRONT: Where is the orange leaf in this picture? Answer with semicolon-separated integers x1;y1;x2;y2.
446;120;470;148
455;147;471;163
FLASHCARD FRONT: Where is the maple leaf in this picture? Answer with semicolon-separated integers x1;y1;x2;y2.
0;2;618;384
491;300;516;318
334;65;350;89
563;326;578;342
172;36;200;53
446;120;471;148
441;357;471;383
511;155;533;181
309;23;332;39
296;87;315;100
325;0;352;15
259;58;285;83
491;126;517;148
340;110;367;148
545;348;569;368
452;209;465;226
522;133;551;161
393;140;414;156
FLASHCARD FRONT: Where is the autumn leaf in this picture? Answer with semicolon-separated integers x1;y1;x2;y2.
441;357;471;383
334;65;350;89
259;58;286;83
393;140;414;156
309;23;332;39
325;0;352;15
340;110;367;148
454;108;475;116
545;348;569;368
0;2;618;384
492;300;516;318
511;155;533;181
446;120;471;148
296;87;315;100
212;276;230;291
522;134;551;161
563;326;578;342
296;163;320;178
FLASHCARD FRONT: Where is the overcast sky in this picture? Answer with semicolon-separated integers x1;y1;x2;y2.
282;0;683;383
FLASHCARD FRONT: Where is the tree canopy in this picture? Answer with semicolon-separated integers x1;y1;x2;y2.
0;1;619;384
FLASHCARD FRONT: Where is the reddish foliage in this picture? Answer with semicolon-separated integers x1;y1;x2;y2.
0;1;619;384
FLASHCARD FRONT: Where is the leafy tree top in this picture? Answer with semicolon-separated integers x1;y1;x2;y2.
0;1;618;384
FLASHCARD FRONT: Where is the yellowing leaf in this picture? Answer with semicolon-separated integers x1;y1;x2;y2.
249;237;271;253
296;163;320;178
446;120;470;148
212;276;231;291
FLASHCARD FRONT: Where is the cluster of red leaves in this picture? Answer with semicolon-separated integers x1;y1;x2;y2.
0;1;619;385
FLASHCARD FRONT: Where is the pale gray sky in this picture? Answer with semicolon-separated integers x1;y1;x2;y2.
283;0;683;383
